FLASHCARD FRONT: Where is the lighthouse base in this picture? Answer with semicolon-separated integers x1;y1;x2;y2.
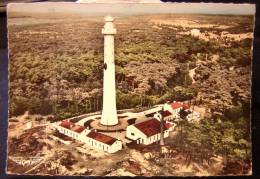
100;111;119;126
90;118;128;132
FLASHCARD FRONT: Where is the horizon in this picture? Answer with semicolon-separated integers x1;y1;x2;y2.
7;2;256;15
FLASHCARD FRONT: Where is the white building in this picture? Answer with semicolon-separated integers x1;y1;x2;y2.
153;112;176;132
126;118;171;145
161;110;175;121
163;101;201;122
52;120;88;142
190;29;201;37
162;101;190;120
52;120;122;153
86;131;122;153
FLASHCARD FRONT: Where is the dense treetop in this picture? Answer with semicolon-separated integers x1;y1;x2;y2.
8;14;253;119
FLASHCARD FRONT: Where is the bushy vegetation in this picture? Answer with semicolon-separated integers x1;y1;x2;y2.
175;106;251;175
8;15;201;118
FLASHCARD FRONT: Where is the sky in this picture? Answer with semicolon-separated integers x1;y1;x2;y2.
7;2;255;15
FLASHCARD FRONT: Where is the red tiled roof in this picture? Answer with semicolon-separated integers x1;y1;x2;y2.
171;102;190;110
134;118;168;137
165;123;173;129
60;120;72;129
87;131;117;145
60;120;85;133
71;125;85;133
182;103;190;110
162;110;172;117
171;102;183;109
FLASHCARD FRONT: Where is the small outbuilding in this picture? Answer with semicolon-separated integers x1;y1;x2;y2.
53;120;87;141
86;131;122;153
163;101;190;120
126;118;170;145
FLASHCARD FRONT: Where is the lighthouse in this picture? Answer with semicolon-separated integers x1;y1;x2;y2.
100;16;119;126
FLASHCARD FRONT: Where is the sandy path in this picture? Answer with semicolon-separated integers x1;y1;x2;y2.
189;67;197;84
8;111;30;138
150;19;230;29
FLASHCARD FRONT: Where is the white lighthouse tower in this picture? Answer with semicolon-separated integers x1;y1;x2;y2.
100;16;119;126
